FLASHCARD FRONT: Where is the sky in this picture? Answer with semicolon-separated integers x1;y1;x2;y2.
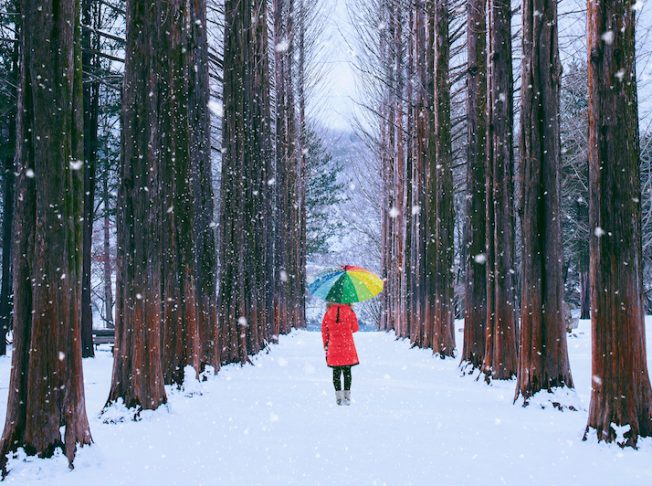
314;0;652;132
313;0;359;131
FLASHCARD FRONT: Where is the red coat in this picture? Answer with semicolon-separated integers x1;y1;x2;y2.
321;304;360;367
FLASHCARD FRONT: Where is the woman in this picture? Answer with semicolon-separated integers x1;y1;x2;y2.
321;302;359;406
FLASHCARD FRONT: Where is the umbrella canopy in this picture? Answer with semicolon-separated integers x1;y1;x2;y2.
308;265;384;304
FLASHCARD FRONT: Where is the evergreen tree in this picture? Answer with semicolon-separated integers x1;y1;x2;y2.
306;128;347;257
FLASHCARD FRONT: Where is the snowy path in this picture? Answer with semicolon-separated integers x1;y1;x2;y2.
1;321;652;485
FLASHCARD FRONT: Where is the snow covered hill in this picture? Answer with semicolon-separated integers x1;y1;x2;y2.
1;320;651;485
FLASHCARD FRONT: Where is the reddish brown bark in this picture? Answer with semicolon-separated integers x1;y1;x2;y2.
430;0;455;358
106;0;167;412
0;0;92;472
515;0;573;402
481;0;517;381
219;0;274;364
159;0;201;387
584;0;652;446
190;0;220;372
461;0;487;370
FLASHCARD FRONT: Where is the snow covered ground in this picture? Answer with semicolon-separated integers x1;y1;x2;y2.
1;319;652;485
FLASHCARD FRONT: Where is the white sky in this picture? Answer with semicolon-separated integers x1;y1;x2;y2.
313;0;359;131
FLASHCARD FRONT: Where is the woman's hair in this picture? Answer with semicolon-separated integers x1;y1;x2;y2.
326;302;352;309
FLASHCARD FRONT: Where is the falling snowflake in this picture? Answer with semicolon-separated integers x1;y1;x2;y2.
498;93;506;103
267;177;276;186
275;38;290;53
136;293;143;300
601;31;614;45
280;270;288;283
594;226;606;237
411;205;421;215
70;160;83;170
58;352;66;361
474;253;487;264
389;207;400;218
238;316;248;327
615;69;625;81
25;168;35;178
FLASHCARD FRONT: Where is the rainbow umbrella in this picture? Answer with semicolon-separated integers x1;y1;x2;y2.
308;265;384;304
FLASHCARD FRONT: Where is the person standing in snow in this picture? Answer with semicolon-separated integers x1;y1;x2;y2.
321;303;359;406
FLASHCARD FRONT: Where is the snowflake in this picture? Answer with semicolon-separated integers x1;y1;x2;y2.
70;160;83;170
474;253;487;264
594;226;606;237
389;207;400;218
275;38;290;53
601;31;614;45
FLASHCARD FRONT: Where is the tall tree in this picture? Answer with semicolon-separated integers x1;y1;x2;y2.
584;0;652;446
429;0;455;357
159;0;201;387
190;0;219;372
515;0;573;401
0;0;92;471
481;0;517;381
461;0;486;370
219;0;274;364
80;0;100;358
0;0;18;357
106;0;167;411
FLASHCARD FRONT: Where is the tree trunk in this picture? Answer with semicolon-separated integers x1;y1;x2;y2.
106;0;167;412
102;166;113;328
585;0;652;446
189;0;219;372
0;13;18;357
515;0;573;402
430;0;455;358
159;0;201;387
461;0;487;370
579;260;590;320
481;0;517;381
219;0;273;364
81;0;99;359
0;0;92;472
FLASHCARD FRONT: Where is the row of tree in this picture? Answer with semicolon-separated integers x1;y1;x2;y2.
366;0;652;446
0;0;315;474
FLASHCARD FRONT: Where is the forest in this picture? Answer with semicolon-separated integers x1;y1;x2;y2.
0;0;651;482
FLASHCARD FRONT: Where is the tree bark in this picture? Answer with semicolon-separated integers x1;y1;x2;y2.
481;0;517;381
159;0;201;387
515;0;573;402
189;0;219;372
430;0;455;358
106;0;167;412
101;164;113;328
219;0;273;364
461;0;487;370
0;10;18;357
585;0;652;446
0;0;92;472
81;0;100;359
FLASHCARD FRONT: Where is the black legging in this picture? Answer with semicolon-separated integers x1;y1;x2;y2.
332;366;352;391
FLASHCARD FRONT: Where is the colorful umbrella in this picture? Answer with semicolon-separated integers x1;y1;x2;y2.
308;265;384;304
